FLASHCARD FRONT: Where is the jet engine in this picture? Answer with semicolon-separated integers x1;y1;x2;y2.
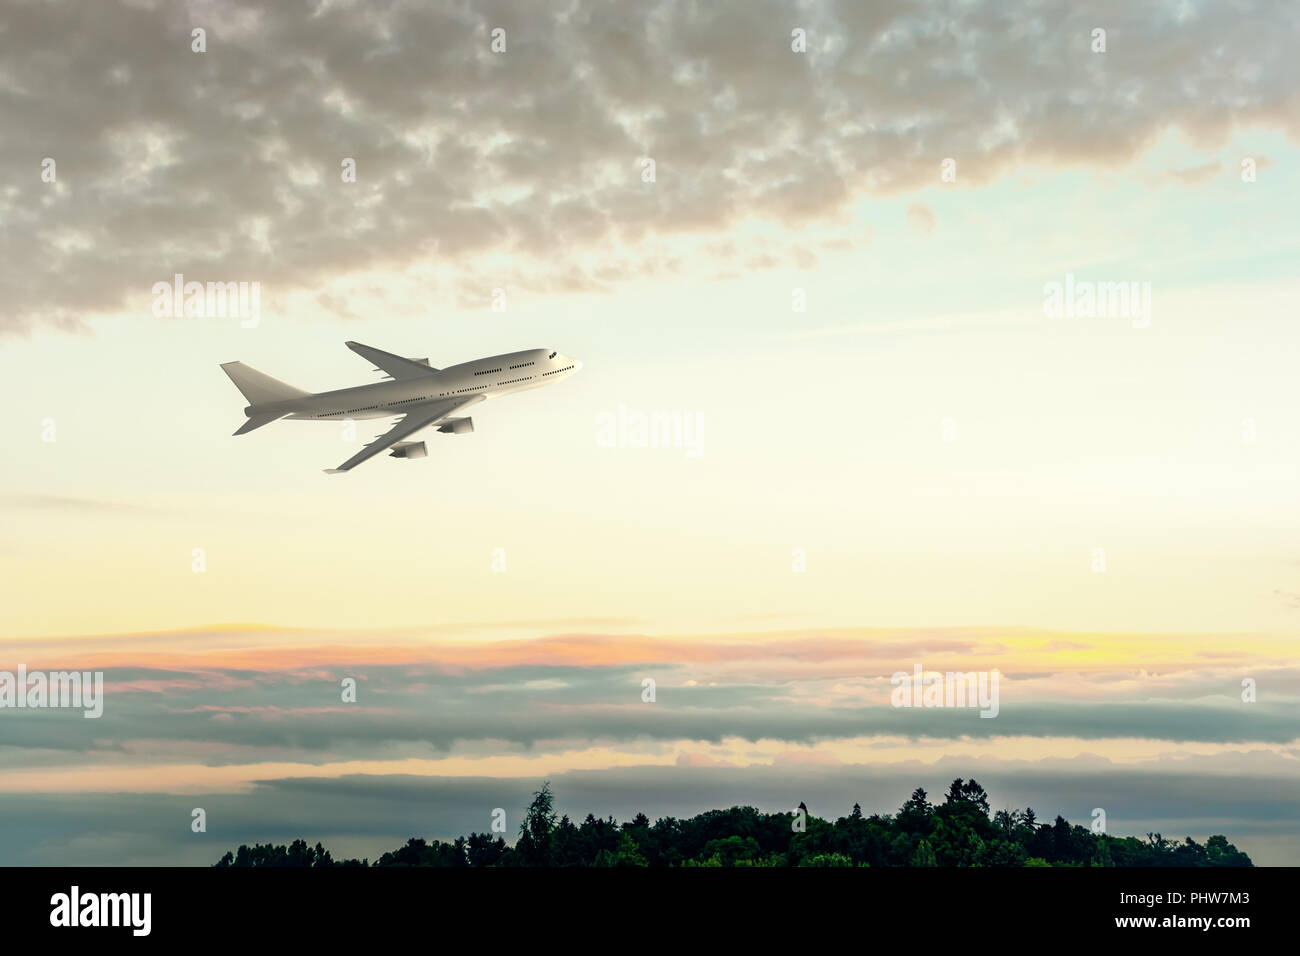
438;417;474;435
388;441;427;459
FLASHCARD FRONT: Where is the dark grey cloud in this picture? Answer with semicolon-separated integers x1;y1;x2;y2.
3;0;1297;332
2;761;1297;865
0;661;1296;768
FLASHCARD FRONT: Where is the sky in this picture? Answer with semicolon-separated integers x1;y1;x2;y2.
1;0;1298;865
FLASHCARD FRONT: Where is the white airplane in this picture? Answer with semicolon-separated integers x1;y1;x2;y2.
220;342;582;473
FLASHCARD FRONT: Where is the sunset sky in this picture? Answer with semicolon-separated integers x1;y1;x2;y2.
1;0;1298;865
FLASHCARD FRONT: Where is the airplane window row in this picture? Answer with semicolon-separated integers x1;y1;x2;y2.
473;368;503;376
317;396;436;418
309;365;565;420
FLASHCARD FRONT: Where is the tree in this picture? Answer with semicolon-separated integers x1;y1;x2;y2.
799;852;856;867
993;808;1019;838
594;831;649;867
929;815;986;867
516;781;558;866
909;838;938;867
465;832;506;867
212;780;1254;870
696;835;761;867
981;839;1027;868
214;840;361;867
1090;838;1114;867
1204;834;1252;867
897;788;933;835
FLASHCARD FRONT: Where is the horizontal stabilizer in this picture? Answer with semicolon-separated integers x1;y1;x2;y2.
233;413;283;435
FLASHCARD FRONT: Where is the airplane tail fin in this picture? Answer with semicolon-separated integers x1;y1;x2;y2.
220;361;309;406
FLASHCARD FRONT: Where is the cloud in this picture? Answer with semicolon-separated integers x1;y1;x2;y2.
905;201;937;235
1274;589;1300;609
5;0;1299;333
0;493;159;514
1166;161;1222;186
1;628;1297;767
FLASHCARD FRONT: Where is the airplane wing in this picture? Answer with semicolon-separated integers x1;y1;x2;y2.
324;394;484;473
345;341;440;380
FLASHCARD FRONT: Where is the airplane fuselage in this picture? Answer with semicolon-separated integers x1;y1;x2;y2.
249;348;581;421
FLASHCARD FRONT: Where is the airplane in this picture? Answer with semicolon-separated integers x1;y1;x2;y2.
220;342;582;473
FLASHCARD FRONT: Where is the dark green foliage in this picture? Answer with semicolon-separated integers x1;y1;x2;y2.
464;831;507;867
374;836;467;867
213;778;1254;868
213;838;365;868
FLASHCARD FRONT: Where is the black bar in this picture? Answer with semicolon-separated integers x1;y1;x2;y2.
3;865;1283;941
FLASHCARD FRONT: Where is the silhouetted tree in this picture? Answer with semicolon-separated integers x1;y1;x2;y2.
515;781;558;866
465;832;506;867
213;781;1254;869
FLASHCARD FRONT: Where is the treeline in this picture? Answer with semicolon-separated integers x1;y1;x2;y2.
214;778;1253;868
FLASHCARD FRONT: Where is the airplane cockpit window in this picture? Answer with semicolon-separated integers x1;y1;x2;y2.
548;351;556;358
